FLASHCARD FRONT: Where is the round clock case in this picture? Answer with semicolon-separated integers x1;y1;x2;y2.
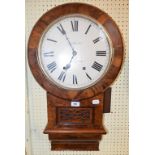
28;3;124;101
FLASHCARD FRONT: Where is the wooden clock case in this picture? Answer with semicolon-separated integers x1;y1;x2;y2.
28;3;124;151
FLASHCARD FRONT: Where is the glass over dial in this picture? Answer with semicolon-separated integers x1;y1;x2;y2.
38;15;113;90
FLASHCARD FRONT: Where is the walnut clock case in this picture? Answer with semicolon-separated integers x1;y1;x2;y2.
28;3;124;151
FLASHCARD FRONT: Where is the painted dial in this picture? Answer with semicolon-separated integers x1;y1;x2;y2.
38;15;112;90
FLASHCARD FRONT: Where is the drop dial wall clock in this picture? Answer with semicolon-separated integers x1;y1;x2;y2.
28;3;124;151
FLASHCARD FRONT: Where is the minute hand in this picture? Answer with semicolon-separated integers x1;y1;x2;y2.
64;33;76;52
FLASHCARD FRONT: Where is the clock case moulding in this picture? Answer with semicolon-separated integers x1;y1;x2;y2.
28;3;124;151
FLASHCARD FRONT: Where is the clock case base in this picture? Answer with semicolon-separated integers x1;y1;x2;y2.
46;132;105;151
44;88;111;151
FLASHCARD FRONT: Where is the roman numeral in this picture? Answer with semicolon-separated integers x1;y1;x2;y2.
85;24;91;34
57;24;66;35
58;71;66;82
96;51;106;56
93;37;102;44
73;74;78;84
91;61;103;72
43;51;54;57
85;73;92;80
71;21;78;32
47;61;57;73
47;38;57;43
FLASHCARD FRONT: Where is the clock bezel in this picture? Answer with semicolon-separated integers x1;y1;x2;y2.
37;14;114;90
28;3;124;100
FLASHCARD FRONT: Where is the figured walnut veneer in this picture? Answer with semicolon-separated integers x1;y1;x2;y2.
28;3;124;151
28;3;124;101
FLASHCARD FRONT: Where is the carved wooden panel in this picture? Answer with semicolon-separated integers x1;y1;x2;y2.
57;108;93;125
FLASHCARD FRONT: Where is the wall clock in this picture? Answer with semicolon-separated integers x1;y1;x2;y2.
28;3;124;151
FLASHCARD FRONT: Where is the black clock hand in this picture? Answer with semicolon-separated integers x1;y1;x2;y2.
63;33;77;54
63;51;77;70
60;28;77;70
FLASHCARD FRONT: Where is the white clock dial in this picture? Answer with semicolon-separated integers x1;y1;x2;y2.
38;14;113;90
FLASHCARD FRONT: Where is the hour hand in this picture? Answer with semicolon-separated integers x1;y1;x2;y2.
63;50;77;70
63;63;71;70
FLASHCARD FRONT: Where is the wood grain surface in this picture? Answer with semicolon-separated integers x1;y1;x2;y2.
28;3;124;101
27;3;124;151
